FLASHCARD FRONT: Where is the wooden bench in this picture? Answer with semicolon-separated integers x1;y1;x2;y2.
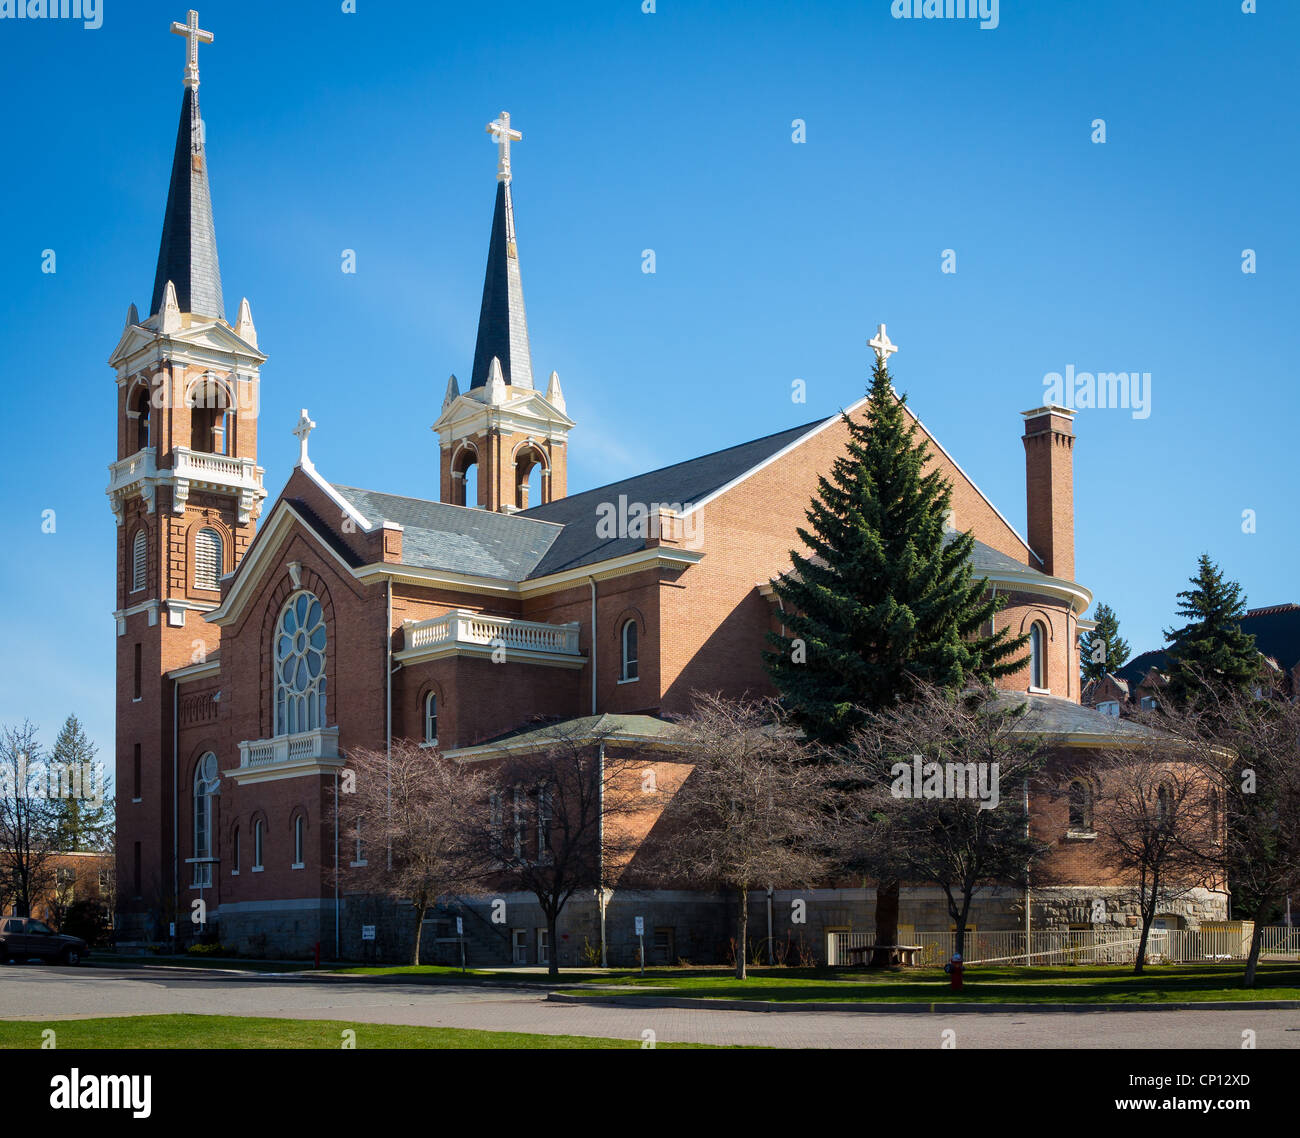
845;944;924;967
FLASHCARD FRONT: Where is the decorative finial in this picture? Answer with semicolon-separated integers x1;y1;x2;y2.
868;323;899;366
171;9;214;90
293;408;316;469
485;111;523;184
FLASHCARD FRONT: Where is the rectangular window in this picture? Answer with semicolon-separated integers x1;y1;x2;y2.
537;927;550;965
98;870;109;895
536;783;552;861
512;929;528;964
254;821;264;869
133;743;141;798
232;829;240;875
133;643;142;700
294;816;304;866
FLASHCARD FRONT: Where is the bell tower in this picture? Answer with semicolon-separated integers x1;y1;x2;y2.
433;111;575;512
107;8;266;934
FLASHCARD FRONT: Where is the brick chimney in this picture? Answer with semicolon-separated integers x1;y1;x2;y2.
1021;405;1076;580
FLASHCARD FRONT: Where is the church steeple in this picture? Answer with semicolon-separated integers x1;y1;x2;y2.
470;112;533;391
149;10;224;320
433;110;573;511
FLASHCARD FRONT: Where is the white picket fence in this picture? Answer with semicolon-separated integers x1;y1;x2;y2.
827;926;1300;967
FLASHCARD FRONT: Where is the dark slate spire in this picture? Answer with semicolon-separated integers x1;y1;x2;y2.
469;126;534;390
149;84;224;321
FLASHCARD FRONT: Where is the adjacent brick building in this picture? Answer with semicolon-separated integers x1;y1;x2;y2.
111;27;1226;962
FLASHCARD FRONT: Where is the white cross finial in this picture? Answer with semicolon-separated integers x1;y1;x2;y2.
486;111;523;184
171;9;214;89
868;323;899;366
293;408;316;469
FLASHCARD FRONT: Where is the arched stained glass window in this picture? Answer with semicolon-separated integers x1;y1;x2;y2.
274;591;327;735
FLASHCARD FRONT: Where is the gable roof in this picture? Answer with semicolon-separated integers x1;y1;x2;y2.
516;420;825;577
331;485;561;580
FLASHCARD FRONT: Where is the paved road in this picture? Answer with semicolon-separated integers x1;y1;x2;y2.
2;964;1299;1049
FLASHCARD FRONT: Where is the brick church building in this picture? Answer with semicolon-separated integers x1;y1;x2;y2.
110;13;1226;963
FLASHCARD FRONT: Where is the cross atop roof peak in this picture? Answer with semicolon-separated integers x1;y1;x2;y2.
171;9;213;90
486;111;522;184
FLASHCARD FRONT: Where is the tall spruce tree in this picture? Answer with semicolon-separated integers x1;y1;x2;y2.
1081;602;1131;683
764;354;1028;742
763;354;1028;963
1163;554;1259;705
47;715;112;853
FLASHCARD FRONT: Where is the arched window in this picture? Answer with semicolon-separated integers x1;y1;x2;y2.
620;620;639;682
134;388;152;451
274;591;327;735
231;827;240;875
194;527;223;591
293;815;305;867
514;445;547;509
193;752;219;887
131;529;148;593
253;819;264;869
424;692;438;745
452;445;479;508
1068;779;1092;832
1156;784;1173;831
188;375;230;452
1029;622;1047;689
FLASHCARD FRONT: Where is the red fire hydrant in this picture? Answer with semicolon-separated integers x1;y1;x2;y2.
944;952;963;991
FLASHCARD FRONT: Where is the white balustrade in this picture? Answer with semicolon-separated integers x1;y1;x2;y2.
403;610;581;658
238;726;341;770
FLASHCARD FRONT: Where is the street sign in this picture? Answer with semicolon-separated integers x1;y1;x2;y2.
456;917;464;935
168;922;175;937
634;916;644;936
361;924;376;941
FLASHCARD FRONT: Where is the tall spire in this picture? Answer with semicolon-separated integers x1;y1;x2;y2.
469;112;533;390
150;10;224;321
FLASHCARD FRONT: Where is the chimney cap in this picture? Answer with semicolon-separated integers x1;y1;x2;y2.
1021;404;1076;420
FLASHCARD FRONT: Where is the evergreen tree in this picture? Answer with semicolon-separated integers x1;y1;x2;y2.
1081;602;1131;683
47;715;112;852
1163;554;1259;705
763;354;1029;966
764;354;1028;744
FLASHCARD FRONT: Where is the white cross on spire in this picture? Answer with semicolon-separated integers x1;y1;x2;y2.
868;323;899;366
171;9;214;90
486;111;523;184
293;408;316;469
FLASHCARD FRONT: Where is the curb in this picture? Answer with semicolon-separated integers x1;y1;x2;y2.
546;992;1300;1015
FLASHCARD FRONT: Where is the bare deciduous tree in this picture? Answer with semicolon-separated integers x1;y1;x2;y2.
843;684;1052;960
0;722;58;919
649;695;836;980
462;720;651;978
1139;673;1300;986
334;740;492;965
1094;740;1220;974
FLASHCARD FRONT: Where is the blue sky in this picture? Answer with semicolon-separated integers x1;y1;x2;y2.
1;0;1296;762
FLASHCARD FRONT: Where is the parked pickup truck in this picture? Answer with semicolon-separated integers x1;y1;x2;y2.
0;917;87;965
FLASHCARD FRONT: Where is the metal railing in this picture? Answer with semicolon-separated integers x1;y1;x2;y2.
827;926;1300;967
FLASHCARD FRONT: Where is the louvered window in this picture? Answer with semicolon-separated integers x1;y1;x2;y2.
131;530;147;593
195;527;222;590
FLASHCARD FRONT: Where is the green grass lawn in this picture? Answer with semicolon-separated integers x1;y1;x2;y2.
557;963;1300;1004
0;1014;715;1049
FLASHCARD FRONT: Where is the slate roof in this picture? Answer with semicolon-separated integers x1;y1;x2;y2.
516;419;826;577
994;692;1164;741
151;86;224;320
330;485;560;580
326;417;1058;587
1116;650;1169;686
470;180;533;389
450;713;690;754
451;695;1164;756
